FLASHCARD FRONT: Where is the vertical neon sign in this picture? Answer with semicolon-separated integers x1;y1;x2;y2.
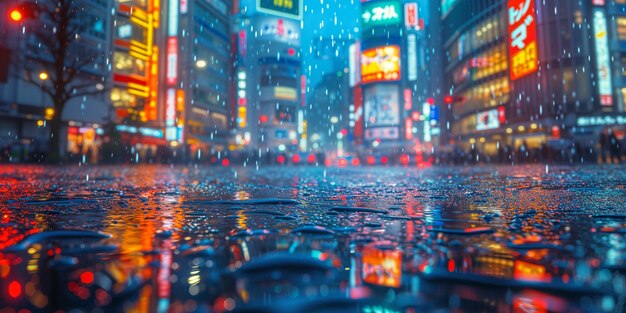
508;0;538;80
593;9;613;106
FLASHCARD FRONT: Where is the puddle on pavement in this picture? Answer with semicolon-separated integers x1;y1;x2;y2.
0;165;625;312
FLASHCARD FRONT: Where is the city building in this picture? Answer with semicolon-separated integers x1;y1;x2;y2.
111;0;233;163
110;0;164;160
352;0;443;162
231;0;303;158
166;0;233;161
440;0;626;162
0;0;112;162
308;69;351;154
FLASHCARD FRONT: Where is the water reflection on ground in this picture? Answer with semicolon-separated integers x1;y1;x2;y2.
0;165;625;312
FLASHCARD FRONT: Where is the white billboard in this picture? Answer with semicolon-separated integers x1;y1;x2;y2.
364;85;400;128
476;109;500;131
255;17;301;46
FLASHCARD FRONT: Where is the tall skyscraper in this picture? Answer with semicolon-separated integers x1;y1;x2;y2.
231;0;303;159
352;0;442;163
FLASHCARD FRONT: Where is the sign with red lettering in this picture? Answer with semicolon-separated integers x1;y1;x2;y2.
508;0;538;80
404;3;418;30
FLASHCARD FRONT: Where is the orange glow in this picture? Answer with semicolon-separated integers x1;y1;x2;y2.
9;9;23;22
513;260;550;282
362;245;402;288
361;46;401;83
8;280;21;298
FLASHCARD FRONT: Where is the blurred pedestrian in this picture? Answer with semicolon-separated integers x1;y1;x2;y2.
518;141;528;164
599;131;609;164
609;131;621;164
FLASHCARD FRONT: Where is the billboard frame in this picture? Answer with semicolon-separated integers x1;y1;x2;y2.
256;0;303;20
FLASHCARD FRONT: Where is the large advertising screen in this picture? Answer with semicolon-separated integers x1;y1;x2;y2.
508;0;538;80
257;0;302;20
361;0;402;30
476;108;502;131
255;17;301;46
361;46;401;84
364;85;400;128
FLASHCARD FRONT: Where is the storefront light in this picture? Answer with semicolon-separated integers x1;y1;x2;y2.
469;138;476;144
480;137;486;143
506;128;513;134
518;126;526;132
530;123;538;130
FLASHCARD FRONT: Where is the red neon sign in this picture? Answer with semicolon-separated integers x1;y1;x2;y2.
508;0;538;80
404;3;418;29
166;37;178;85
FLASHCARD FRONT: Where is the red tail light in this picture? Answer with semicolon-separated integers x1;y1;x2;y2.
221;159;230;167
292;154;301;163
338;158;348;167
277;155;286;164
307;154;316;163
400;154;410;165
367;156;376;165
380;156;389;164
351;158;360;166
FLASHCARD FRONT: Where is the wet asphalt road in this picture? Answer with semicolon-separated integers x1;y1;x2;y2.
0;164;625;312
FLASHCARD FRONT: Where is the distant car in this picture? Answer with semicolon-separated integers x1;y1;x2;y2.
328;154;360;167
288;152;319;165
362;154;391;166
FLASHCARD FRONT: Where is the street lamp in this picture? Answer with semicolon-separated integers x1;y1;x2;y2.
39;71;48;81
9;9;23;22
195;59;207;69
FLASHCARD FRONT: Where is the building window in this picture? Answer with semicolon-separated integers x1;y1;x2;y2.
617;17;626;41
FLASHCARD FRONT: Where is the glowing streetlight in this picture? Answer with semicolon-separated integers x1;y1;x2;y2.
195;60;207;69
9;9;23;22
39;72;48;80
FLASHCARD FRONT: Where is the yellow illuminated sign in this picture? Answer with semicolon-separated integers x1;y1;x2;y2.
361;46;401;84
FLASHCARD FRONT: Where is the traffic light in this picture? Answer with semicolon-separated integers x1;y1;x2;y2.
444;96;454;104
7;3;39;23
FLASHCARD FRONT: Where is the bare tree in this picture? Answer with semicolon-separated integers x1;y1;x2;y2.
18;0;107;163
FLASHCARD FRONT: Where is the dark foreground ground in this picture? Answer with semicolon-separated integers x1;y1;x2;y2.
0;165;625;313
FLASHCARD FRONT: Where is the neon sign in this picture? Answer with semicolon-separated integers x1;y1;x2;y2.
508;0;538;80
593;9;613;106
361;1;401;30
361;46;401;84
166;38;178;85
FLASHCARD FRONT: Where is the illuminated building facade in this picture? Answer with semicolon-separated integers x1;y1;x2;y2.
170;0;232;158
354;0;442;158
0;0;112;162
441;0;626;161
111;0;164;152
232;0;303;155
